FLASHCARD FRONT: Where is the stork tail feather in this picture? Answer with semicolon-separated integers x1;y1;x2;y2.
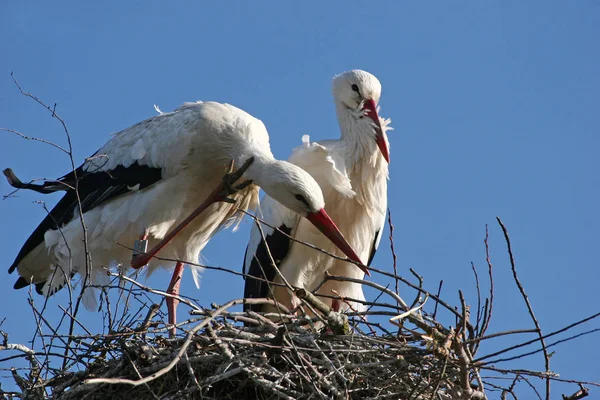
13;276;29;289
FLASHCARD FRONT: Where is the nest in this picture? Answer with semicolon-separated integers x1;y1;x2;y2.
48;326;457;399
10;297;469;400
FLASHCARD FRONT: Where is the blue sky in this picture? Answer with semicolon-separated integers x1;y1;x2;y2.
1;1;598;397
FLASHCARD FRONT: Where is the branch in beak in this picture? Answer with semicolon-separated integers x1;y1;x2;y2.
362;99;390;164
305;208;370;276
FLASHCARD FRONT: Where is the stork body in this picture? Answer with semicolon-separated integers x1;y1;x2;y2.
6;101;363;334
244;70;391;314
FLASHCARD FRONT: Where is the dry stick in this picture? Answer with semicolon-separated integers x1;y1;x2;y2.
409;268;424;309
57;305;93;336
458;291;469;341
471;262;482;337
459;290;486;395
500;374;520;400
497;216;551;400
453;337;487;400
26;291;49;361
190;298;291;316
478;224;495;346
432;280;443;320
0;351;77;365
0;340;40;377
481;328;600;366
480;365;600;387
387;209;400;300
476;310;600;363
135;304;160;333
0;128;69;154
520;374;544;400
562;384;589;400
102;280;116;334
463;328;538;345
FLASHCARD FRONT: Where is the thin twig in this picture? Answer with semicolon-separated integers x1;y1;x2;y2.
497;217;551;400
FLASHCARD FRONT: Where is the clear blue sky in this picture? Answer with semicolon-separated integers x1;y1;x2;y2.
1;1;598;397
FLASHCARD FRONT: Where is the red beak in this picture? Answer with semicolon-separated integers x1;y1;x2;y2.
362;99;390;164
305;208;370;276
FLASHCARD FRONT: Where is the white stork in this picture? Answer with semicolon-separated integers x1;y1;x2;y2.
244;70;391;315
4;101;365;335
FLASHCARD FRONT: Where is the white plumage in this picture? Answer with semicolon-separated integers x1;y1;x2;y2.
244;70;392;314
6;101;362;320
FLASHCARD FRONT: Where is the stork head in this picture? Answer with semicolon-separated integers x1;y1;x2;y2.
332;70;390;163
254;160;368;274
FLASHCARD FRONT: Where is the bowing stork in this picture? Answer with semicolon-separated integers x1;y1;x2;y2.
5;101;363;336
244;70;391;314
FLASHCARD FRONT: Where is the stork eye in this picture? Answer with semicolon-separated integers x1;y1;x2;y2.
295;194;309;207
351;84;359;92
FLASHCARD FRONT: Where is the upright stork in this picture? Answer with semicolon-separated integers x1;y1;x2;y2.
244;70;391;314
5;101;365;335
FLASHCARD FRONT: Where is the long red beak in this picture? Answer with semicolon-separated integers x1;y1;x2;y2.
362;99;390;164
305;208;370;276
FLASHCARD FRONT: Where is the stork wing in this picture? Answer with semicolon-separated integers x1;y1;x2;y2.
7;105;200;278
367;206;387;266
243;195;299;312
8;163;162;276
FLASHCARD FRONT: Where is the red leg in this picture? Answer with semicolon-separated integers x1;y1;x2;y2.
331;298;341;312
130;157;254;270
166;261;184;338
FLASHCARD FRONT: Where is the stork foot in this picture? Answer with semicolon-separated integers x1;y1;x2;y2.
217;157;255;203
288;293;303;317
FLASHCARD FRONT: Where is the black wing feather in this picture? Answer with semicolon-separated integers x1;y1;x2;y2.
367;229;381;266
243;225;292;313
8;162;162;278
